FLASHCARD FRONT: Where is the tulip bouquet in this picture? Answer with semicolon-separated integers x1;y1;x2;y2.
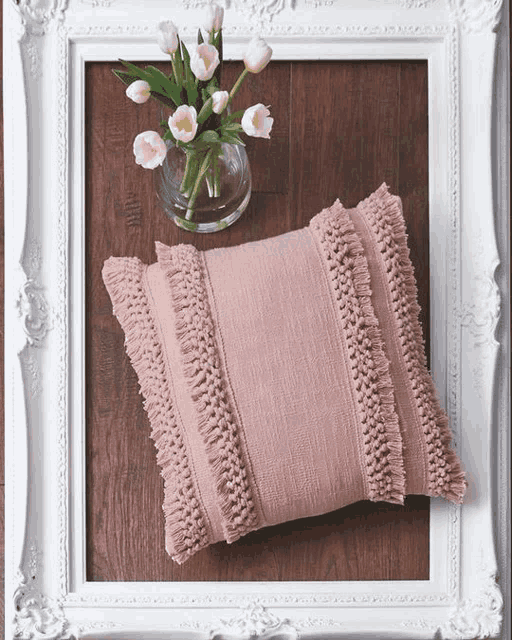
113;4;273;222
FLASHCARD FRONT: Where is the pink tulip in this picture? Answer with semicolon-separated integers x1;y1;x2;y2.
133;131;167;169
157;21;179;55
243;37;272;73
211;90;229;114
190;44;220;81
241;104;273;139
204;4;224;32
126;80;151;104
168;105;198;143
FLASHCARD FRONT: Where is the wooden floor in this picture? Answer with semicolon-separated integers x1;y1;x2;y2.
85;59;430;582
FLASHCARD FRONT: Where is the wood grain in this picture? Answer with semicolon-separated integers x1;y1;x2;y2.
86;60;430;582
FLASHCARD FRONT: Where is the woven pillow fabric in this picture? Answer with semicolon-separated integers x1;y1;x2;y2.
102;183;465;564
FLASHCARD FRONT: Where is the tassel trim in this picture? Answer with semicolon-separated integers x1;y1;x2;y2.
102;256;210;563
357;183;466;503
156;242;259;543
310;202;406;505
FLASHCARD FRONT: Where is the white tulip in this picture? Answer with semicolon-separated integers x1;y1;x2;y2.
133;131;167;169
157;20;179;55
243;37;272;73
168;105;198;143
211;90;229;114
126;80;151;104
241;104;273;139
190;43;220;81
204;4;224;32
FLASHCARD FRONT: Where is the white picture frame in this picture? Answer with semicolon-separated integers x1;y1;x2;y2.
3;0;510;638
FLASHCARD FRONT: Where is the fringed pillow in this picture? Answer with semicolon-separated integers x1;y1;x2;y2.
102;183;465;564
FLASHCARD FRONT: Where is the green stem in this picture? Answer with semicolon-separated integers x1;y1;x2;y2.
180;149;198;196
206;170;214;198
197;96;213;124
229;68;249;103
213;152;221;197
171;57;179;86
186;149;213;219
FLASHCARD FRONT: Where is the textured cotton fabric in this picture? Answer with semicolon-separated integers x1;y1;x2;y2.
102;184;465;564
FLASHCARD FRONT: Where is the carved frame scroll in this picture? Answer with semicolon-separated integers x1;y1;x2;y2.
4;0;510;638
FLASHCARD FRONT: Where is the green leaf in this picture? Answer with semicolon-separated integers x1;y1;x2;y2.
145;66;182;106
190;140;208;151
181;41;194;93
213;30;223;86
148;91;178;110
206;81;219;96
200;130;220;144
220;132;245;146
197;96;213;124
146;66;174;92
222;122;243;132
112;69;139;86
198;28;204;45
186;85;199;108
163;130;175;141
120;60;149;80
223;109;245;123
173;38;184;87
187;85;199;106
113;69;176;109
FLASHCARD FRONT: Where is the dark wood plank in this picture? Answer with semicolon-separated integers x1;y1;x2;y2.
86;60;430;583
289;61;401;220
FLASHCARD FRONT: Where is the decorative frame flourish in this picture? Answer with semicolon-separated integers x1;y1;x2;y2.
3;0;510;638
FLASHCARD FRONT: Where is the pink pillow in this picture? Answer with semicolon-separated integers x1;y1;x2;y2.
102;184;465;564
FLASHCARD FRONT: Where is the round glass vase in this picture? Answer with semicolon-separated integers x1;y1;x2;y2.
155;141;252;233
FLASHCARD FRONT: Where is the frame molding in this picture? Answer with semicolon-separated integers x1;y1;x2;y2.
4;0;510;638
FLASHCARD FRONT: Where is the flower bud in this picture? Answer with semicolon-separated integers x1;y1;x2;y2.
168;105;198;143
133;131;167;169
157;20;179;55
126;80;151;104
190;43;220;81
211;90;229;114
243;37;272;73
204;4;224;32
241;104;273;139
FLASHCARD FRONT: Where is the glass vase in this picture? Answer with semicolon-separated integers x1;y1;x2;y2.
155;141;252;233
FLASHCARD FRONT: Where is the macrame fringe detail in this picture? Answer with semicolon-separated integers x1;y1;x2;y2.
156;242;259;543
310;202;406;505
102;257;210;563
359;183;466;503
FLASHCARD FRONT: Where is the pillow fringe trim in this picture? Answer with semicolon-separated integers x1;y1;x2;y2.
362;183;466;503
156;242;259;544
102;257;210;563
310;203;406;505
